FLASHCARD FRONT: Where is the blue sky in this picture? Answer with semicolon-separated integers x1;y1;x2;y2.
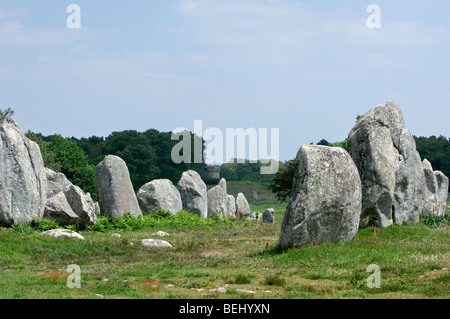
1;0;449;163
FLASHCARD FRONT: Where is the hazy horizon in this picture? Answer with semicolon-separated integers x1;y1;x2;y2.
1;0;449;163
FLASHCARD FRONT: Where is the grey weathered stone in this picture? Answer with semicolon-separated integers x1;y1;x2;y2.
279;145;362;248
392;129;426;224
207;178;227;217
226;195;236;218
0;118;47;225
383;101;406;149
177;170;208;219
96;155;142;219
94;202;100;216
347;106;395;228
235;193;251;218
141;239;172;248
434;171;449;216
422;159;439;215
45;168;71;199
137;179;182;214
262;208;275;224
40;229;85;240
44;168;97;228
247;212;261;222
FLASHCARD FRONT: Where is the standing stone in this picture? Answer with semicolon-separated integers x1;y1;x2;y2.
0;118;47;225
235;193;251;218
137;179;182;214
434;171;449;216
262;208;275;224
391;129;426;224
383;101;406;149
44;168;97;228
45;168;72;198
177;170;208;219
422;159;439;215
95;155;142;219
226;195;236;218
207;178;228;217
279;145;362;248
347;106;395;228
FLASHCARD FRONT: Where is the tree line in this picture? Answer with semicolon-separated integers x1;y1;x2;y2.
26;129;207;202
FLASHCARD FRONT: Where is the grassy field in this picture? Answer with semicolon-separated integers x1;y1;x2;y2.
0;203;449;299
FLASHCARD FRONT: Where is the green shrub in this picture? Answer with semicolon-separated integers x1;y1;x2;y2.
11;222;34;234
31;218;60;232
85;209;231;233
86;216;113;232
421;214;449;228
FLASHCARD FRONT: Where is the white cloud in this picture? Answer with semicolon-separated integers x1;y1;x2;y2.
173;0;450;70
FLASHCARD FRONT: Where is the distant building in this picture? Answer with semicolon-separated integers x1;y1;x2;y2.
205;166;221;181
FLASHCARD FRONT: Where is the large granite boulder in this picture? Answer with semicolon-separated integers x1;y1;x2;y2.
137;179;182;214
0;118;47;225
207;178;228;217
434;170;448;216
278;145;362;248
44;168;97;228
235;193;251;218
95;155;142;219
177;170;208;219
347;105;396;228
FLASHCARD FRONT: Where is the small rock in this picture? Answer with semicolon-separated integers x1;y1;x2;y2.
95;294;104;298
263;290;272;293
111;233;121;238
152;231;170;237
236;289;255;294
141;239;172;248
217;287;227;293
165;284;175;288
40;229;85;240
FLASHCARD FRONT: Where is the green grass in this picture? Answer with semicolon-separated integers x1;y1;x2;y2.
0;204;449;299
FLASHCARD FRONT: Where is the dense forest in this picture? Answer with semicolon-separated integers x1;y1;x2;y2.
27;129;207;201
